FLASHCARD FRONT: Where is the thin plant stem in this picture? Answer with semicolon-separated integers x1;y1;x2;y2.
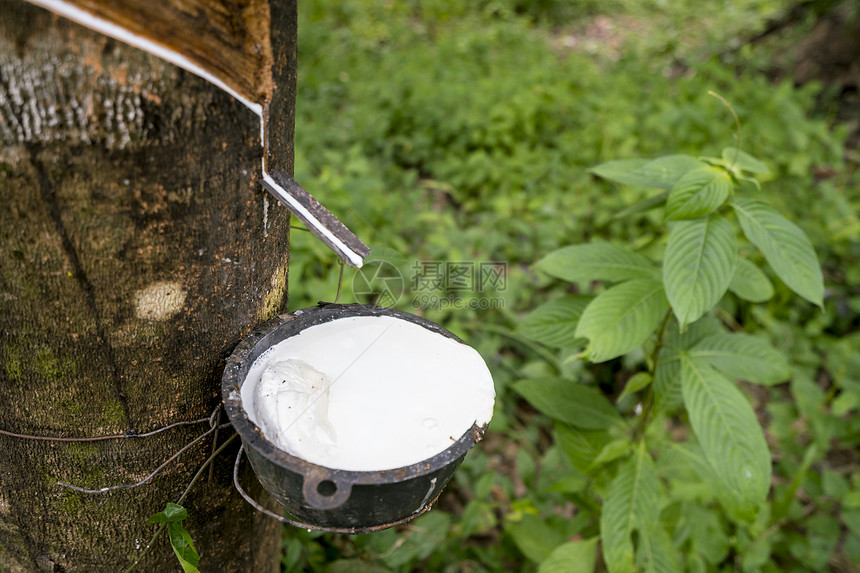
635;309;673;441
716;307;744;332
708;90;741;167
208;408;222;484
123;432;238;573
178;432;237;505
334;259;345;304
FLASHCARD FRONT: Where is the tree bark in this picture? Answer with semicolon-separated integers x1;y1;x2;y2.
0;1;292;570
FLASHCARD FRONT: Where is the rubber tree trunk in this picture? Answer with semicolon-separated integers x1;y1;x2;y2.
0;1;292;570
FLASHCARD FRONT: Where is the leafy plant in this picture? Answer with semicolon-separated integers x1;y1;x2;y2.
518;136;824;570
283;1;855;571
148;503;201;573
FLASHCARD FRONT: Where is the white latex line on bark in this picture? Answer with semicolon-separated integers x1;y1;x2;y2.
26;0;367;268
28;0;263;116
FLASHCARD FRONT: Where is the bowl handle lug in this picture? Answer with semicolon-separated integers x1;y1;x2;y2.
302;469;353;510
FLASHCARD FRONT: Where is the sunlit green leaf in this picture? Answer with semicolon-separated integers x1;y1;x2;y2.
665;167;733;221
576;279;668;362
518;296;592;348
688;332;790;385
535;242;658;284
731;198;823;307
663;216;736;329
729;257;774;302
514;378;622;429
680;353;771;514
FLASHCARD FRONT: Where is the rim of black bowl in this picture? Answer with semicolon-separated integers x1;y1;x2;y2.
222;303;489;492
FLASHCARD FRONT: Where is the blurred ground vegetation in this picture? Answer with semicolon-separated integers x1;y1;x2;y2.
282;1;860;571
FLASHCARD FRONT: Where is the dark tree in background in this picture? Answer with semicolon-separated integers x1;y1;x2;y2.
0;0;293;569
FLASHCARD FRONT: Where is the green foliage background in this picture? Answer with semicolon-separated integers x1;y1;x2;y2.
281;1;860;571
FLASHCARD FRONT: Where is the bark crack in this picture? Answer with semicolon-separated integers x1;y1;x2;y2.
28;146;136;434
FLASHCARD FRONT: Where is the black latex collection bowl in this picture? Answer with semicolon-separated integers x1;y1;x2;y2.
221;304;488;533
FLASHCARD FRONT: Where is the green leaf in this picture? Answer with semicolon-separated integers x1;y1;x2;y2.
618;372;653;402
514;378;622;429
147;502;189;525
383;511;451;568
328;560;391;573
673;503;730;565
653;316;722;411
535;242;658;284
665;167;733;221
772;445;818;521
600;442;661;573
722;148;770;174
555;424;610;477
688;332;790;385
508;513;565;563
663;442;740;516
663;216;736;329
729;257;774;302
148;504;200;573
576;279;668;362
518;296;592;348
538;538;598;573
547;475;589;495
590;159;650;187
731;198;823;307
591;155;704;190
613;191;669;219
679;354;771;513
843;510;860;538
167;522;200;573
590;438;634;469
636;525;682;573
